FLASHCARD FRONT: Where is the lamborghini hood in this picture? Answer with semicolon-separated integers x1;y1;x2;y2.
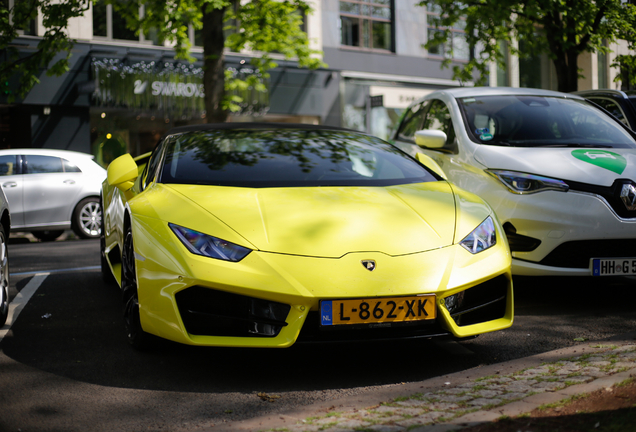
165;182;457;258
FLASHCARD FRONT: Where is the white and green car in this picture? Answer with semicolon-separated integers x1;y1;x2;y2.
393;87;636;277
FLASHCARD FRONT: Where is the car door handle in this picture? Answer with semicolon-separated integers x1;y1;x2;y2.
63;179;76;185
2;182;17;188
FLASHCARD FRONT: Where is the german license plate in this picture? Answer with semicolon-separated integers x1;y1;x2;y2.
320;295;436;326
591;258;636;276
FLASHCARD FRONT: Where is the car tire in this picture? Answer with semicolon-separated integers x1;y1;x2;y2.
72;197;102;239
0;225;8;327
121;223;152;350
32;230;64;242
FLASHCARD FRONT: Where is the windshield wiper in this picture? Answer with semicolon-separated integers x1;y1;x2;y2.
481;141;511;146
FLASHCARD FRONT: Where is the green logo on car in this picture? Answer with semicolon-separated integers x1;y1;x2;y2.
571;149;627;174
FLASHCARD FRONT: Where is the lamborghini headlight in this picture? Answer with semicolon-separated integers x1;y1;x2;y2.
460;216;497;254
170;223;251;262
487;170;569;194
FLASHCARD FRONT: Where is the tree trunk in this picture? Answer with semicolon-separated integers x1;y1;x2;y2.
553;49;580;93
202;6;227;123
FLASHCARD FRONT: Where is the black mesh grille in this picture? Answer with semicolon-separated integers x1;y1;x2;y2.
503;222;541;252
539;239;636;269
175;287;291;338
451;275;509;327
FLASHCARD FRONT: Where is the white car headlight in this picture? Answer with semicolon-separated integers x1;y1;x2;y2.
486;170;569;194
460;216;497;254
170;224;251;262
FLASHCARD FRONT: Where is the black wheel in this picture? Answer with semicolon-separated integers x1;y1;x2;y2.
32;230;64;242
0;225;8;327
121;223;152;350
72;197;101;239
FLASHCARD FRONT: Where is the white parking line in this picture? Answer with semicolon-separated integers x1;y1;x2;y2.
0;273;49;342
10;265;100;277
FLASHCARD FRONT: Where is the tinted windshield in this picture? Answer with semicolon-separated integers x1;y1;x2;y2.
458;95;636;148
159;129;437;187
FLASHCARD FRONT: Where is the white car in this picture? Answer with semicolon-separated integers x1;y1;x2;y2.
0;149;106;241
0;187;9;327
393;87;636;277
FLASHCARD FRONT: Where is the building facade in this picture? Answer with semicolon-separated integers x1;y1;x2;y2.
0;0;626;162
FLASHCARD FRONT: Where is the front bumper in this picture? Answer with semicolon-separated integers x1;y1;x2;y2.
131;217;513;347
491;190;636;276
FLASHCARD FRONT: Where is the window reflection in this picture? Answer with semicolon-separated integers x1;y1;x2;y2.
160;129;436;187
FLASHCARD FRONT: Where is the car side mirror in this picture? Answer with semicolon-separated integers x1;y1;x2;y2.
107;154;139;192
415;130;447;149
415;153;447;180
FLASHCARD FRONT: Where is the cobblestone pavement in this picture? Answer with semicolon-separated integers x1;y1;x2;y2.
239;341;636;432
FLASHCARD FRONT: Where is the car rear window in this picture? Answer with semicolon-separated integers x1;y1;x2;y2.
159;129;438;187
25;155;64;174
458;95;636;149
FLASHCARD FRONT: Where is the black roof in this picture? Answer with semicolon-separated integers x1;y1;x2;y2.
165;122;361;136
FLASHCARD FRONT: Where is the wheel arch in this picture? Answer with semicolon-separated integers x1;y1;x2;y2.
123;209;132;238
1;208;10;238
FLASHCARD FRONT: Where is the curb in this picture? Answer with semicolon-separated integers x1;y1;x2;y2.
209;332;636;432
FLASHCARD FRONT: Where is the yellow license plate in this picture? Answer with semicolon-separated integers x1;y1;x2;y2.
320;295;436;326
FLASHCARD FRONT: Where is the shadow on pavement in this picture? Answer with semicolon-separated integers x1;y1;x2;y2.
2;272;636;395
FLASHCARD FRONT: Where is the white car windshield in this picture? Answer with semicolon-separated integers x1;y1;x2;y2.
457;95;636;149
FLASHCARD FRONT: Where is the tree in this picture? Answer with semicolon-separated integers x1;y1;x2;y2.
112;0;324;122
0;0;90;101
419;0;636;92
0;0;324;122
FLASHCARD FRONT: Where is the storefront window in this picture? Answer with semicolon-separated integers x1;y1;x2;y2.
343;81;429;141
339;0;394;52
343;82;367;131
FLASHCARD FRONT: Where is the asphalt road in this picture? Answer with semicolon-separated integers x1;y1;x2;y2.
0;236;635;432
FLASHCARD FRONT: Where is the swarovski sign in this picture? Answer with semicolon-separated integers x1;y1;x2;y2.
132;79;205;98
92;59;269;116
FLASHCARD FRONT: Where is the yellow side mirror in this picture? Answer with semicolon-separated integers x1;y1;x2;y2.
416;153;447;180
107;154;139;191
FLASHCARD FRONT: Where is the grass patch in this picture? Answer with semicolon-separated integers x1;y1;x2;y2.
590;344;618;349
475;375;498;382
616;377;636;388
538;393;588;411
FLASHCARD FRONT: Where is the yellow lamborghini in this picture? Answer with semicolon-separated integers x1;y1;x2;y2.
101;123;513;349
